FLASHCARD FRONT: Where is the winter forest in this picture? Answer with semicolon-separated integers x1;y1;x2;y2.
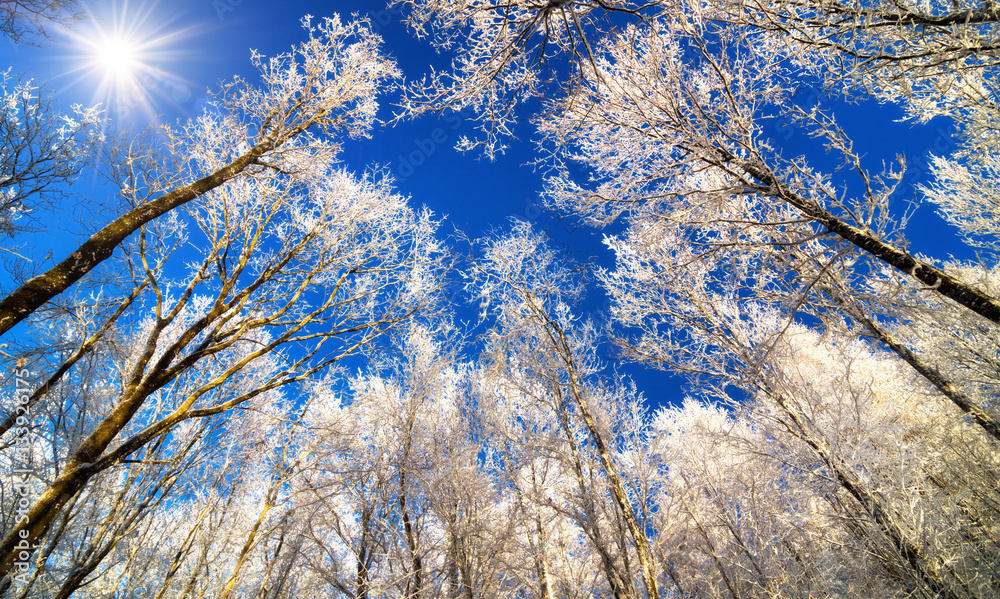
0;0;998;597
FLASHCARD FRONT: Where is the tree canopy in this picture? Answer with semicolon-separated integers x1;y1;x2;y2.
0;2;998;598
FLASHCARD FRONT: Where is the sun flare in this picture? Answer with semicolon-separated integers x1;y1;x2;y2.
59;3;197;121
94;37;139;76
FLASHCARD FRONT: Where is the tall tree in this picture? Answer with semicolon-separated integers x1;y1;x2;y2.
0;74;101;243
537;20;999;322
471;220;661;599
0;15;400;336
0;115;445;585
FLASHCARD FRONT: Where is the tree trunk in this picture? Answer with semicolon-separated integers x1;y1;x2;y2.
0;139;274;337
768;387;959;599
727;152;1000;324
830;291;1000;443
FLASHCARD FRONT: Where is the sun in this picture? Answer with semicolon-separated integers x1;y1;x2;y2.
57;1;199;122
93;36;140;77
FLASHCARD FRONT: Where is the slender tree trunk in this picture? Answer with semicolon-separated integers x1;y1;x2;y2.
551;389;631;599
532;511;556;599
768;387;960;599
447;541;460;599
153;504;213;599
399;478;423;599
253;525;287;599
726;151;1000;324
517;288;660;598
217;499;273;599
0;139;275;337
682;493;741;599
548;319;661;599
835;295;1000;443
524;460;556;599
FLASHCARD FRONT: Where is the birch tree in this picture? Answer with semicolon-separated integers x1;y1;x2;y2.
475;357;612;599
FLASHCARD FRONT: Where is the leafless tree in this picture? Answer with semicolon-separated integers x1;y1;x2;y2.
0;0;86;45
0;75;446;587
0;15;400;336
0;73;100;241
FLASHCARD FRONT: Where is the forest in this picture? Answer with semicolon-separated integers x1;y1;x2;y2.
0;0;998;597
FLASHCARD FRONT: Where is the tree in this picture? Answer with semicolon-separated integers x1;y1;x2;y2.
470;220;660;599
754;324;1000;598
0;0;85;45
523;13;1000;450
0;100;445;586
0;15;400;336
389;0;1000;331
600;246;1000;598
280;321;519;599
718;0;1000;151
4;2;998;596
537;19;999;321
391;0;665;157
721;0;1000;283
0;73;100;241
63;399;311;599
920;153;1000;256
816;266;1000;441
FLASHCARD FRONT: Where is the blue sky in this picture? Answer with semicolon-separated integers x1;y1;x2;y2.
1;0;561;238
1;0;974;408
